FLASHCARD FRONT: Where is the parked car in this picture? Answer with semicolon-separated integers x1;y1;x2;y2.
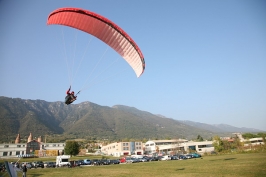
115;159;121;164
83;159;91;165
120;157;126;163
144;157;153;162
161;155;171;161
100;159;111;165
91;159;101;166
74;161;80;166
139;158;147;162
157;156;163;161
109;159;120;164
142;156;151;161
150;156;159;161
77;160;85;166
132;158;141;163
185;154;193;159
131;158;139;163
46;162;56;168
190;153;201;158
56;155;70;167
171;155;179;160
126;157;138;163
32;161;44;168
178;155;187;160
125;157;134;163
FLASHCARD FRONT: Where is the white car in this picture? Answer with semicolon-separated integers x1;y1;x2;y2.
139;158;147;162
161;155;171;161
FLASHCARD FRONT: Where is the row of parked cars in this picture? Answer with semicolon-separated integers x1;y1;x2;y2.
1;153;202;171
169;153;201;160
58;153;202;167
9;161;57;169
121;153;202;163
18;161;45;169
69;159;121;167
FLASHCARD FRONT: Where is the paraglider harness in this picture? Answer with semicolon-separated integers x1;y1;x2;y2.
65;88;80;105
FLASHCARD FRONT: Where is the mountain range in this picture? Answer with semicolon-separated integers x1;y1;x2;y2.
0;96;263;143
179;120;263;133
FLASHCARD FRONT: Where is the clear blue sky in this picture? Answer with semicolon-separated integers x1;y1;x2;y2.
1;0;266;131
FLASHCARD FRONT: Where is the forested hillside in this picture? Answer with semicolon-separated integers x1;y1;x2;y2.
0;96;215;142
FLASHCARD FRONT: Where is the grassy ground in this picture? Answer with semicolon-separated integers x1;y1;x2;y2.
1;153;266;177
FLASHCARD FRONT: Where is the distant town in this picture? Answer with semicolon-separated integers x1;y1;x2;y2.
0;132;264;158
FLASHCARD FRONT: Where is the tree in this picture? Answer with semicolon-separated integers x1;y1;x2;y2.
242;133;257;139
64;141;80;156
212;136;224;152
196;135;204;142
257;133;266;139
142;138;147;143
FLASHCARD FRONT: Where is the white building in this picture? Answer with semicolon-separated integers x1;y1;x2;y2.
0;133;65;157
182;141;214;153
0;141;65;157
101;141;143;157
145;139;214;155
145;139;187;155
0;143;27;157
244;137;265;147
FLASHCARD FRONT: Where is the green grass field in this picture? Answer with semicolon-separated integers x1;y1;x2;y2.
1;153;266;177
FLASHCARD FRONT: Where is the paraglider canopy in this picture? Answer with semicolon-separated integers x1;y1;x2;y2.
47;7;145;77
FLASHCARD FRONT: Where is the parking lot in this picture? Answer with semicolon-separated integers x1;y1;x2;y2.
1;153;202;172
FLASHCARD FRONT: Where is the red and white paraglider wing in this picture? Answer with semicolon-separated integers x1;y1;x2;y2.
47;7;145;77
